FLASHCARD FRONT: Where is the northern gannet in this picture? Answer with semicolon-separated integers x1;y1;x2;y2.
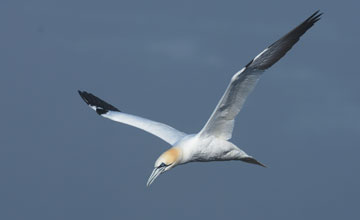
78;11;322;186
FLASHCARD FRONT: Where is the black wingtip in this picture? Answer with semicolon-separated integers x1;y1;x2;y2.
78;90;121;115
306;10;323;25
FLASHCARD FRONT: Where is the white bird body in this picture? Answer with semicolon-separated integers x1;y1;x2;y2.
175;135;246;164
78;11;322;186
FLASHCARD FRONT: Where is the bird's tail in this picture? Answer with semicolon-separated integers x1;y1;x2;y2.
240;157;267;167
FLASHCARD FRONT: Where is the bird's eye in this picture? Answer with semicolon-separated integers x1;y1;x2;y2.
158;162;167;168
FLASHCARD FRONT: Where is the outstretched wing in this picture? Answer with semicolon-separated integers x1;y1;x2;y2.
78;91;187;145
199;11;322;140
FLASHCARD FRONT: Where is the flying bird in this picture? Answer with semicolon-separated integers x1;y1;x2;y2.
79;11;322;186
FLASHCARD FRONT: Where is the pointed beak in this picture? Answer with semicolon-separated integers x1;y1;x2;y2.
147;167;165;187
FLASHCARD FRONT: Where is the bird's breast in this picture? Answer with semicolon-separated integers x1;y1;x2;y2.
179;136;239;163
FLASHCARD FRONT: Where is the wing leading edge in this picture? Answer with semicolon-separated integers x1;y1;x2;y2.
78;91;187;145
199;11;322;140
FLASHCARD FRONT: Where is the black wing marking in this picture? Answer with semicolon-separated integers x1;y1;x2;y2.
78;90;120;115
199;11;322;140
246;10;322;70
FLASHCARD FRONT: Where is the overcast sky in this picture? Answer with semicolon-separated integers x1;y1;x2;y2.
1;0;359;219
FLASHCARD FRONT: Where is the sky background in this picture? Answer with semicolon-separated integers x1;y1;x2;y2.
1;0;359;219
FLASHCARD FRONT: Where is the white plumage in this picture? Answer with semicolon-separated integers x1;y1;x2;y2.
79;11;322;186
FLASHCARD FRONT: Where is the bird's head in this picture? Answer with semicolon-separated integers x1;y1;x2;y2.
146;147;181;186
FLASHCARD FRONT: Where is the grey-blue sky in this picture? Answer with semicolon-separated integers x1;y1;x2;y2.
0;0;359;219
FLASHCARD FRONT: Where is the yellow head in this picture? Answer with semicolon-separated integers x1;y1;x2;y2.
147;147;181;186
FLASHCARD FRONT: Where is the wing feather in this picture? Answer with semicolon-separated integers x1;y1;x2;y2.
199;11;322;140
78;91;186;145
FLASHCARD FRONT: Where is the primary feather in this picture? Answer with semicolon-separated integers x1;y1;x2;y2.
199;11;322;140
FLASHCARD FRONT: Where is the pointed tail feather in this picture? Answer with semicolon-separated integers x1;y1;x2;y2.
240;157;267;167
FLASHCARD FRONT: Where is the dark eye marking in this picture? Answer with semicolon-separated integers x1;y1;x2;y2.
158;163;168;168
